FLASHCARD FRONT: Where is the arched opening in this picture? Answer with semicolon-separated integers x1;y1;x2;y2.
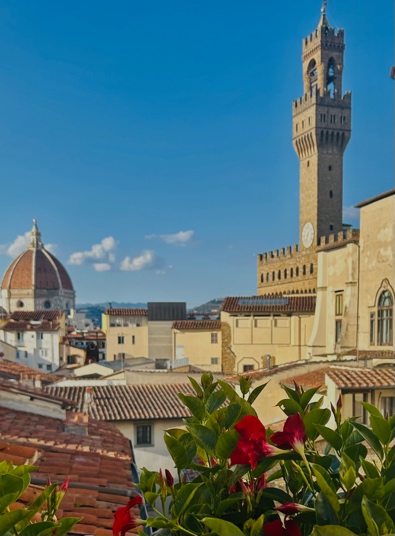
284;269;287;279
307;59;318;94
266;273;269;283
310;263;314;274
261;274;264;283
290;267;294;278
303;265;306;275
327;58;336;97
378;290;393;345
272;271;275;281
278;270;281;280
296;267;299;277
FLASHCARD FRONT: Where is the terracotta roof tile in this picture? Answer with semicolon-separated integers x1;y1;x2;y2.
172;320;221;330
46;383;195;421
282;368;330;391
221;294;316;313
0;407;136;535
0;358;59;383
105;308;148;316
326;366;395;389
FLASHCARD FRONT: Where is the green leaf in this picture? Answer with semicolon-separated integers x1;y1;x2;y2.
347;477;384;514
215;429;239;460
188;376;203;398
178;394;206;421
247;382;268;405
351;421;384;460
145;491;160;504
0;493;18;515
314;424;343;451
164;434;189;468
202;517;245;536
277;398;304;416
311;525;357;535
309;396;324;411
223;403;241;429
0;509;30;535
239;375;251;396
344;442;367;465
312;464;340;512
281;384;301;403
251;514;265;536
314;491;339;526
370;414;391;445
18;522;57;536
340;451;356;491
216;494;245;516
173;483;201;517
218;380;238;402
360;457;380;479
188;424;217;455
201;372;214;389
300;387;320;410
362;495;395;536
47;517;82;536
261;488;293;503
304;408;330;440
0;474;25;498
360;400;382;417
205;390;226;414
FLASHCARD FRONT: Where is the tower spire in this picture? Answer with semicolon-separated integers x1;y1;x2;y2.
29;218;43;249
318;0;330;27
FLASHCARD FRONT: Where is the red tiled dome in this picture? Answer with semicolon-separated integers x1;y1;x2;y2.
1;222;74;292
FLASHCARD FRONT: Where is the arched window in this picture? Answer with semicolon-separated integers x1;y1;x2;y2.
303;265;306;275
261;274;264;283
284;269;287;279
327;58;336;97
308;59;318;94
272;271;275;281
378;291;393;345
278;270;281;280
296;267;299;277
290;267;294;278
266;273;269;283
310;263;314;274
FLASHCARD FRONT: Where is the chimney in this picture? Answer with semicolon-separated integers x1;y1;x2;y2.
64;411;89;435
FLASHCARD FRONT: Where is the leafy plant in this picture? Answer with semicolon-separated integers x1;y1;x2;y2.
136;372;395;535
0;462;81;536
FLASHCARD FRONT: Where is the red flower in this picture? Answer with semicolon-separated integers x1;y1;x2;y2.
263;518;301;536
165;469;174;487
59;477;70;492
270;414;307;455
230;415;285;469
113;495;143;536
274;502;314;515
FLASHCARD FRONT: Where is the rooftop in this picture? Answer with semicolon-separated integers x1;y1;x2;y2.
221;295;316;314
46;383;196;421
355;189;395;209
104;308;148;316
326;366;395;390
172;320;221;330
0;357;59;384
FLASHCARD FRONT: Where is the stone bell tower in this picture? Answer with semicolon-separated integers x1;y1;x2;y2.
292;6;352;251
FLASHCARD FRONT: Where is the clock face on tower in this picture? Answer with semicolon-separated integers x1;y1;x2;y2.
302;221;315;249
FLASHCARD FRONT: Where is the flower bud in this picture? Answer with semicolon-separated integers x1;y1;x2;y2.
165;469;174;487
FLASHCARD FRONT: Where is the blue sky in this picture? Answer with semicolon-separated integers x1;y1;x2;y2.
0;1;393;307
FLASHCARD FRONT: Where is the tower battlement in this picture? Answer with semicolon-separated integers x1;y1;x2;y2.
318;228;360;248
303;26;344;52
258;244;300;264
293;90;351;114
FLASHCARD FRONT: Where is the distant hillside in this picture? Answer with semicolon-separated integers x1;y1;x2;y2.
76;299;223;326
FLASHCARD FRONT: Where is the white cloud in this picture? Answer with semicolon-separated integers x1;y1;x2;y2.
93;263;112;272
68;236;118;267
0;231;58;258
120;250;164;272
7;231;30;257
343;206;360;221
145;230;194;246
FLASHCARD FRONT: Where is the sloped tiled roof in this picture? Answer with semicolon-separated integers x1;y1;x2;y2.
326;366;395;389
172;320;221;330
0;358;58;384
105;308;147;316
46;383;195;421
221;295;316;313
282;368;330;391
0;407;135;536
9;311;64;321
2;311;64;333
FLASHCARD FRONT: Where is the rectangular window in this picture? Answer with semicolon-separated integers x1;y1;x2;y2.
40;349;47;357
211;333;218;344
370;313;375;345
136;424;152;446
335;320;342;343
46;364;52;372
16;351;20;359
24;351;28;358
211;357;219;365
39;332;44;340
132;335;135;345
381;397;395;417
243;365;254;372
17;332;23;341
118;336;124;344
335;293;343;316
38;363;43;369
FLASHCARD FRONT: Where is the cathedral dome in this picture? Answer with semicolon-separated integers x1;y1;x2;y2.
0;220;75;313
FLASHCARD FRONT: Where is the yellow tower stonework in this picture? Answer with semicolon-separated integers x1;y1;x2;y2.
257;8;352;296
